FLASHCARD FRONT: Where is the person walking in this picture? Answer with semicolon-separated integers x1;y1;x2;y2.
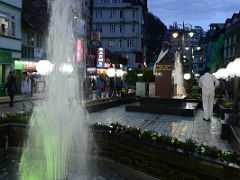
21;72;34;109
4;71;17;107
199;67;219;121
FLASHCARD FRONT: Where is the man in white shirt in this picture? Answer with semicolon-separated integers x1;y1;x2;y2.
199;67;219;121
21;72;33;109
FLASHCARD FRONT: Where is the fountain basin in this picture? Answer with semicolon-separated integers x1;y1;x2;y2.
126;97;198;117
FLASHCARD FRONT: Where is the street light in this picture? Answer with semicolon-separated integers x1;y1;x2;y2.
172;32;179;39
189;32;194;38
171;22;195;73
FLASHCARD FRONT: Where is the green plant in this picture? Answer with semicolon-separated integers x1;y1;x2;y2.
123;69;155;85
142;69;155;83
222;98;234;109
119;88;129;97
123;69;140;86
0;112;30;124
84;99;110;105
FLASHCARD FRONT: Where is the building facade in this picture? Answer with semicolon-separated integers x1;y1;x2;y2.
92;0;147;68
205;23;225;72
0;0;22;87
224;12;240;65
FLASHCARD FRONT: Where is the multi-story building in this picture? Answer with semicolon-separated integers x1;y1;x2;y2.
169;22;205;73
0;0;22;88
205;23;225;72
224;11;240;65
92;0;147;68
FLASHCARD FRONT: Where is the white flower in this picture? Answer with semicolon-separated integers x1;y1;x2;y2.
201;147;205;154
109;130;111;133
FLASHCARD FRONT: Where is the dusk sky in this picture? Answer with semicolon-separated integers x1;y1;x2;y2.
148;0;240;30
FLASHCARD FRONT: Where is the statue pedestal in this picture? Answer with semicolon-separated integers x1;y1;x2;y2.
155;63;173;98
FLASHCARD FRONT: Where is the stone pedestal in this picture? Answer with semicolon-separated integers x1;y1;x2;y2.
155;63;173;98
149;82;155;97
136;82;147;97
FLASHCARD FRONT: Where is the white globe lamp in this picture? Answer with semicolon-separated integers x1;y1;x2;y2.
184;73;191;80
59;63;74;75
36;60;54;76
116;69;124;77
106;68;115;78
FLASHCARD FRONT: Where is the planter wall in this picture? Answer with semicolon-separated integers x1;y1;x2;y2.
94;130;240;180
85;97;138;113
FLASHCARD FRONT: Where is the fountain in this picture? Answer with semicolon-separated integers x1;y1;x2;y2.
19;0;91;179
174;52;186;97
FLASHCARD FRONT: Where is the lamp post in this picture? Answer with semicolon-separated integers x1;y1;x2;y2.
171;22;194;73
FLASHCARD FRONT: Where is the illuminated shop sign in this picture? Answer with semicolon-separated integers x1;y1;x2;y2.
97;48;105;68
14;60;37;71
76;38;84;64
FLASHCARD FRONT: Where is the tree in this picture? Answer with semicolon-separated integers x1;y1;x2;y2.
145;13;167;65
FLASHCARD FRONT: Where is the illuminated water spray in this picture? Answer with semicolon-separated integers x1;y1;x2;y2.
20;0;91;179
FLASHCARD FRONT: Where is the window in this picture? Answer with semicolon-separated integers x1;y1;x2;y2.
96;24;102;33
119;24;123;33
27;31;35;46
110;24;115;33
127;39;134;48
111;0;120;3
10;16;15;36
119;39;122;48
132;24;135;33
36;32;43;47
22;45;34;59
132;9;136;18
108;39;115;48
120;10;123;19
110;10;116;18
0;12;16;37
96;10;102;19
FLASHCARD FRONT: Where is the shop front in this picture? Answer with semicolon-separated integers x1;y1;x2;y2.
0;50;12;96
14;60;37;94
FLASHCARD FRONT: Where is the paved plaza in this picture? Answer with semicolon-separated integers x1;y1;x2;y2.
91;103;232;151
0;98;232;151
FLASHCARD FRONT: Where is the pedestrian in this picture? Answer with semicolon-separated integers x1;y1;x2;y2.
4;71;17;107
105;76;110;98
100;75;106;98
199;67;219;121
116;77;123;96
21;72;34;109
96;76;102;99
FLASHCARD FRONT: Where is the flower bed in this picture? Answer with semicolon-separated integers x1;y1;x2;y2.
92;123;240;165
0;112;30;124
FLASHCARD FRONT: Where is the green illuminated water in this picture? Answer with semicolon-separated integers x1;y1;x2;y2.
19;0;90;179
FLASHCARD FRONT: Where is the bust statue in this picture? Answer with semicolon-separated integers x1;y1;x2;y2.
153;41;175;75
